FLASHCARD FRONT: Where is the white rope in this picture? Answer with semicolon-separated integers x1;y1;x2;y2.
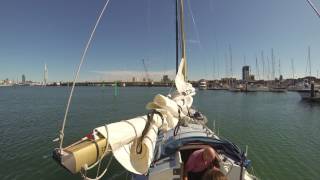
84;149;112;171
81;125;112;180
59;0;112;149
81;156;114;180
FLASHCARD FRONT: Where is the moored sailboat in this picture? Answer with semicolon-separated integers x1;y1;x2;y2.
297;81;320;102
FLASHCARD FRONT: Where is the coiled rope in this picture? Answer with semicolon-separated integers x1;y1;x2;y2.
58;0;112;150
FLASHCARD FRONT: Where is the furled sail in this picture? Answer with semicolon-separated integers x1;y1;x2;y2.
92;58;196;175
94;95;194;174
94;115;163;174
175;58;195;96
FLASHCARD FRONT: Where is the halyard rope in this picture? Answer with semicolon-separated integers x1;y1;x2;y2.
59;0;112;150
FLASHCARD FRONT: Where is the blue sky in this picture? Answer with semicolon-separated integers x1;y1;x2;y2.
1;0;320;82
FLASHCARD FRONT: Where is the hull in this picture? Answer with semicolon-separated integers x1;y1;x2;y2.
269;87;287;93
208;87;228;90
229;88;241;92
199;85;207;90
297;89;320;101
297;90;311;99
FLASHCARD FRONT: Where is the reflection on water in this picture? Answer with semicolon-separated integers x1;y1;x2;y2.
0;87;319;179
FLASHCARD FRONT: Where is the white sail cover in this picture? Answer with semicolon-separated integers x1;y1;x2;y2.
94;58;196;175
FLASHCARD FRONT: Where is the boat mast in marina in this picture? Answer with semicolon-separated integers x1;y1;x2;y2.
228;45;234;88
229;45;233;79
261;51;265;80
307;46;312;77
255;56;260;80
267;55;270;81
225;53;229;78
212;57;215;80
278;58;281;79
291;59;295;79
271;48;275;80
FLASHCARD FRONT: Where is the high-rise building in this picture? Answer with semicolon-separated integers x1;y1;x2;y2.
242;66;250;81
22;74;26;84
44;64;48;86
162;75;170;83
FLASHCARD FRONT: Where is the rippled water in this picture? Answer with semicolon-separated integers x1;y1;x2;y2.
0;87;319;180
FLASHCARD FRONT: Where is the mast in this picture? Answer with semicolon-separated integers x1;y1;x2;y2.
212;57;215;80
267;56;270;81
229;45;233;78
278;58;281;78
261;51;265;80
179;0;187;80
225;53;228;78
308;46;311;77
271;48;275;80
256;56;260;80
217;55;220;79
175;0;179;74
291;59;295;79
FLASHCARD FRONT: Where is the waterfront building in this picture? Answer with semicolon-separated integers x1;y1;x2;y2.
22;74;26;84
242;66;250;81
162;75;170;83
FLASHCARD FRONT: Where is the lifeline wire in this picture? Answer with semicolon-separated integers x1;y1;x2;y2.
59;0;112;149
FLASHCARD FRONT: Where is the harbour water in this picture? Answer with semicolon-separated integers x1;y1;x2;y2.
0;87;320;180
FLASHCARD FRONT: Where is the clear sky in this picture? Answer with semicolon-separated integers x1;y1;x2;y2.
1;0;320;82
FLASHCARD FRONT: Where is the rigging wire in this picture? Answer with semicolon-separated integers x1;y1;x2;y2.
186;0;203;51
186;0;209;78
306;0;320;18
58;0;112;150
